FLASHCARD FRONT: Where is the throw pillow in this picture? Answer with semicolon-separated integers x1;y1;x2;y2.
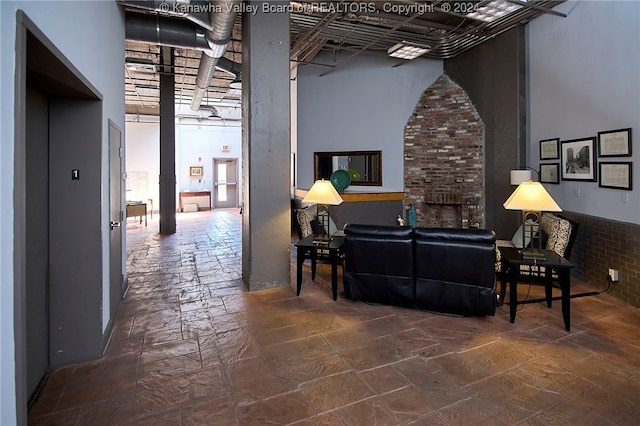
540;213;572;257
296;205;317;238
547;216;572;257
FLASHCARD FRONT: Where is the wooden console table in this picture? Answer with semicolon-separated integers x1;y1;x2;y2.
179;191;212;212
126;202;147;226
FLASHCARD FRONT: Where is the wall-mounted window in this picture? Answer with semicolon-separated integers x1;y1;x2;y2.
314;151;382;186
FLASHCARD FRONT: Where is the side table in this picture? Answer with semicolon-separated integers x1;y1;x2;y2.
498;246;575;331
294;235;344;301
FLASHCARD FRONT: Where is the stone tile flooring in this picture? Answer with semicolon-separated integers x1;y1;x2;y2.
29;209;640;425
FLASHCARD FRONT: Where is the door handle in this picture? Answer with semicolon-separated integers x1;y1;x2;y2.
110;221;120;230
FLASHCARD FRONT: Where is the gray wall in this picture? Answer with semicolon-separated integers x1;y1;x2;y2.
296;52;443;192
528;0;640;224
1;2;125;423
444;27;527;239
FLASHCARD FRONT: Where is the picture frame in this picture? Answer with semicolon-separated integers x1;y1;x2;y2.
539;163;560;184
598;128;632;157
561;137;597;181
599;162;632;190
190;166;203;177
539;138;560;160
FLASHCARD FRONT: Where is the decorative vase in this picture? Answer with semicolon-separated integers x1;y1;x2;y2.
408;204;417;227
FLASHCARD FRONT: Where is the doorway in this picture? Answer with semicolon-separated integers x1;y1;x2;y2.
15;13;116;419
213;158;238;209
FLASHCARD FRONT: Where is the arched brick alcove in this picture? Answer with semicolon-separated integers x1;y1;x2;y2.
404;74;485;228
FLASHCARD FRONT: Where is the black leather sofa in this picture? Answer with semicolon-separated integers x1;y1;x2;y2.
343;224;497;316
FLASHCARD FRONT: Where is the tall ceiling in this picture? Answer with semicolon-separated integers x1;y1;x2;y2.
122;0;565;120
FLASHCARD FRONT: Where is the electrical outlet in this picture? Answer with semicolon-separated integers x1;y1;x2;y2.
608;269;619;282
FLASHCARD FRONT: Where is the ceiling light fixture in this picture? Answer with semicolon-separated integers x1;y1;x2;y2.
229;77;242;90
387;41;430;60
134;85;159;96
125;57;156;74
466;0;523;23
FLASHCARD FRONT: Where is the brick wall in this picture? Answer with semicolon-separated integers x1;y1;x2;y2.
404;74;485;228
561;211;640;309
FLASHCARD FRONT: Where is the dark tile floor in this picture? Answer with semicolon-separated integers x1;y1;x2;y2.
29;209;640;425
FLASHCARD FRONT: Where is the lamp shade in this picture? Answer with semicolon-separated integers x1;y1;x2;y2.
302;179;343;205
503;181;562;212
510;169;532;185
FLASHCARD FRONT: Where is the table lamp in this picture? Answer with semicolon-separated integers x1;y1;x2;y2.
503;180;562;259
510;167;539;184
302;179;343;243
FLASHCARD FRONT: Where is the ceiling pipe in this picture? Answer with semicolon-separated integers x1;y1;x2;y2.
118;0;214;31
190;0;241;111
124;11;241;78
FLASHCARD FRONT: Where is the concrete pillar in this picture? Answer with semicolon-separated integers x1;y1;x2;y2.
241;2;291;290
159;46;177;234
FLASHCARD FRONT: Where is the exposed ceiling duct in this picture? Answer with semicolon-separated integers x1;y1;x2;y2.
121;0;565;115
120;0;242;112
118;0;214;31
124;11;241;77
191;0;241;111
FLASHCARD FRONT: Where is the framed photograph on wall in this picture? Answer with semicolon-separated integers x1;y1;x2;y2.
539;138;560;160
598;128;632;157
561;137;597;181
190;166;203;177
539;163;560;184
599;162;632;190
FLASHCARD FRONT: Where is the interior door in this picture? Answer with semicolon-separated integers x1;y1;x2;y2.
109;121;124;314
25;86;50;404
213;158;238;209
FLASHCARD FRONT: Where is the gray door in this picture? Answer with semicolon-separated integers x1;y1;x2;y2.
109;121;125;313
213;158;238;209
25;87;50;402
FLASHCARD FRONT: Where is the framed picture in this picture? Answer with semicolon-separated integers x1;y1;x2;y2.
598;128;632;157
539;163;560;184
599;162;632;190
190;166;203;177
561;137;597;181
540;138;560;160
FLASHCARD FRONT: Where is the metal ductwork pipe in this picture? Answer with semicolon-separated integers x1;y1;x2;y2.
126;13;211;51
125;12;241;77
118;0;214;31
190;0;241;110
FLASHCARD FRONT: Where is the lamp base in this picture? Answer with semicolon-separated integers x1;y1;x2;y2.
520;249;546;261
313;235;331;245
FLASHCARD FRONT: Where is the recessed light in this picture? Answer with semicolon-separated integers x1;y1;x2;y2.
387;42;430;60
125;58;156;74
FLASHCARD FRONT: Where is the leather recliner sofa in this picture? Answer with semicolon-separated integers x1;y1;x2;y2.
343;224;497;316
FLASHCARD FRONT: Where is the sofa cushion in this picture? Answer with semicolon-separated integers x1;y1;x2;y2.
414;228;497;316
344;224;415;306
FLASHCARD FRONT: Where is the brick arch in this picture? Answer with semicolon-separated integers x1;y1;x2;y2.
404;74;485;228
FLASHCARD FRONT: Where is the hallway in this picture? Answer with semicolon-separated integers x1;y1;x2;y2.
29;209;640;425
